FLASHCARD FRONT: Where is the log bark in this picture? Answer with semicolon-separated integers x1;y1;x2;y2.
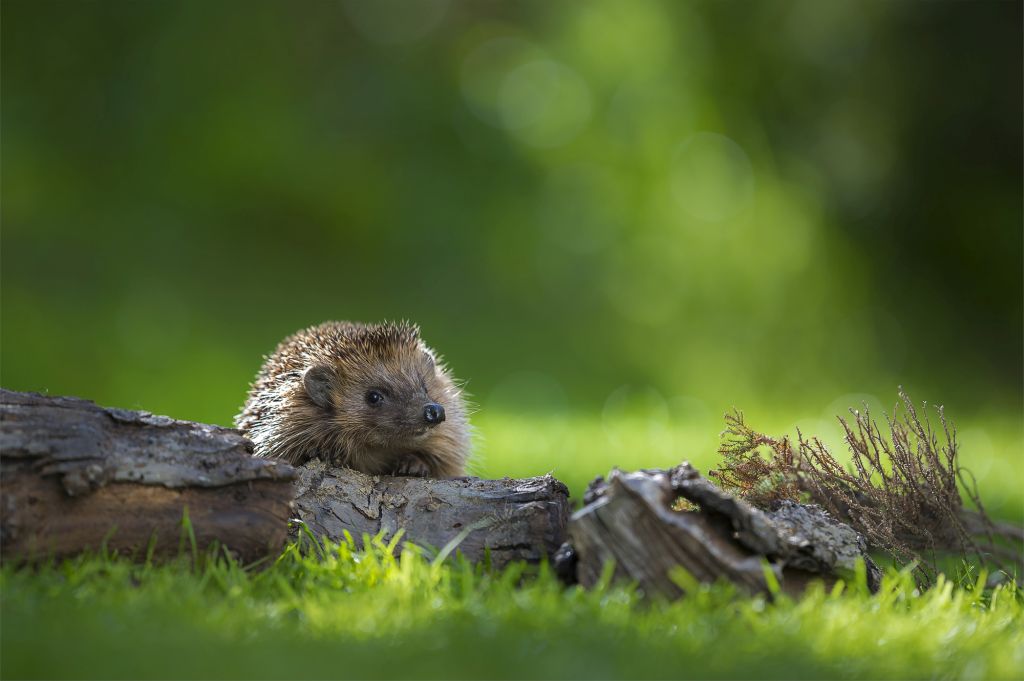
1;389;297;563
0;387;874;590
292;459;570;569
1;389;570;568
566;462;881;598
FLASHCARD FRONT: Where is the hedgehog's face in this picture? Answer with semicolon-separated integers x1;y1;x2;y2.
302;343;453;449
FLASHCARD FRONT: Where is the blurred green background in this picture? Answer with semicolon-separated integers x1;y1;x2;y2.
2;1;1021;507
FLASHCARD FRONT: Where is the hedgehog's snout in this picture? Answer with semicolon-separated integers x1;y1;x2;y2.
423;403;445;426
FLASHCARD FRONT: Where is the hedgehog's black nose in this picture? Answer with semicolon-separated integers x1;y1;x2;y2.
423;403;445;425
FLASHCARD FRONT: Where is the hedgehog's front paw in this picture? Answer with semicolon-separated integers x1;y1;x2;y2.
393;456;432;478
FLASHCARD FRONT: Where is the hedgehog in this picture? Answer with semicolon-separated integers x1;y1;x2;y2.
236;321;471;478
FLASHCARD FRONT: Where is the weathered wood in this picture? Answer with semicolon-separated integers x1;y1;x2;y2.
567;462;881;598
292;458;570;569
2;388;870;589
1;389;571;568
1;389;297;563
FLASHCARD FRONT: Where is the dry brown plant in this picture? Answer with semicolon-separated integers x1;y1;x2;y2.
710;388;1022;582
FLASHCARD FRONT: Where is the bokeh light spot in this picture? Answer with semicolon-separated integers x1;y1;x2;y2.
671;132;755;222
498;60;592;148
498;60;562;130
460;36;543;127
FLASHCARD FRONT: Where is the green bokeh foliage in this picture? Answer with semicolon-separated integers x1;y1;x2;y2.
2;1;1021;441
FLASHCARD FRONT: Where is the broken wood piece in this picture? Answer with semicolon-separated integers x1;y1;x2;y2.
1;389;297;563
292;458;571;569
567;462;881;598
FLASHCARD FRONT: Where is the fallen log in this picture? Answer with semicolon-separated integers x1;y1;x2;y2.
0;389;297;563
1;388;877;589
564;462;881;598
292;459;570;569
0;389;571;568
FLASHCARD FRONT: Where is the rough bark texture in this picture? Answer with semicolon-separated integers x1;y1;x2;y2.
1;389;297;563
0;387;880;595
293;459;570;569
567;462;881;598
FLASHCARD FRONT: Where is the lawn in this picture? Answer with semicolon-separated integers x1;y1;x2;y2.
2;411;1022;680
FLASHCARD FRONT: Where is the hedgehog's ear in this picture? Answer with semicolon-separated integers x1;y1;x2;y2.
303;365;335;409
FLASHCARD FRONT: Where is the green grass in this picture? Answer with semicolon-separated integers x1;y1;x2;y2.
2;538;1022;680
2;412;1022;680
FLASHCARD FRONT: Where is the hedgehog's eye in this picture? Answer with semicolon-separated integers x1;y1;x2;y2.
365;390;384;406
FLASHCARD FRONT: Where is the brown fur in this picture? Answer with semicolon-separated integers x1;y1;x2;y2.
236;321;471;477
